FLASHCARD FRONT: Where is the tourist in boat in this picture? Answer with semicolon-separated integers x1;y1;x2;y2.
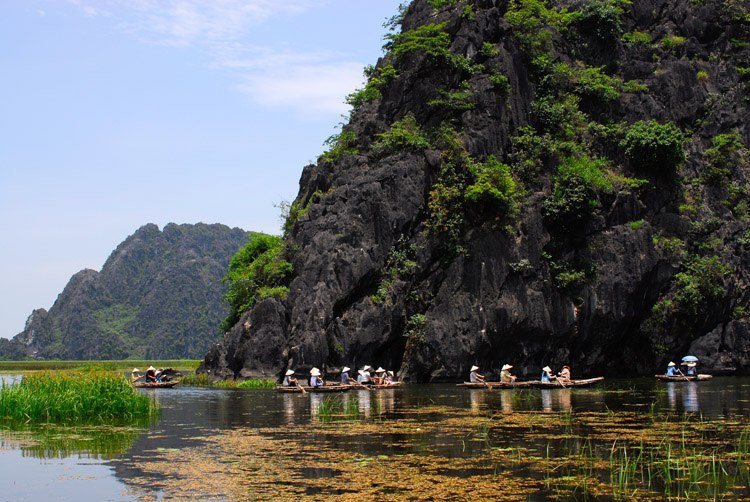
666;362;678;377
557;366;571;382
309;367;324;387
540;366;553;383
131;368;142;382
374;367;386;384
384;371;394;385
469;365;485;383
154;370;164;382
359;365;373;384
500;364;516;383
340;366;353;384
685;362;697;376
145;366;158;382
282;369;298;387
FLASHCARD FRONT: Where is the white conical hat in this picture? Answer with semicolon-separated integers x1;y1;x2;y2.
542;366;551;372
310;367;321;376
285;369;295;376
132;368;140;373
387;371;394;376
147;366;156;371
363;365;372;371
375;367;385;373
342;367;350;373
668;361;675;367
502;364;513;371
470;365;479;372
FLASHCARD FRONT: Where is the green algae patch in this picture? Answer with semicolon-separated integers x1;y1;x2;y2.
120;403;750;501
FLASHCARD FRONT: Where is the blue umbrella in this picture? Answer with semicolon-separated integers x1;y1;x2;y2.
681;355;699;363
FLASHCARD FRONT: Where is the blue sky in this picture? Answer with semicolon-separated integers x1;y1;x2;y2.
0;0;405;339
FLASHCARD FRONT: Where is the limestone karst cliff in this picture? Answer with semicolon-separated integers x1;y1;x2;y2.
202;0;750;381
1;223;249;360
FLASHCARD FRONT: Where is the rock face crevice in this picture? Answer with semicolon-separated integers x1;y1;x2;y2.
202;0;750;381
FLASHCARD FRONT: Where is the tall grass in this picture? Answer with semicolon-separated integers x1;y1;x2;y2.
0;360;200;372
316;395;359;421
0;371;156;423
179;372;275;389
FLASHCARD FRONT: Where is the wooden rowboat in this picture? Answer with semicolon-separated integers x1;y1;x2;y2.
275;384;354;393
458;377;604;389
655;374;712;382
526;377;604;388
133;380;179;388
368;382;402;390
457;381;535;389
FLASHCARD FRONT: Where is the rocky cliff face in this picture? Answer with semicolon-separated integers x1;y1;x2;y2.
1;223;249;360
203;0;750;381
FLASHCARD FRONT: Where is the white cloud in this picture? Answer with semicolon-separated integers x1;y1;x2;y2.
237;60;364;116
62;0;364;118
67;0;321;47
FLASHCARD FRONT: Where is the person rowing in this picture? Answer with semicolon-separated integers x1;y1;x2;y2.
131;368;143;382
540;366;553;383
282;369;298;387
666;361;678;377
469;365;485;383
145;366;158;383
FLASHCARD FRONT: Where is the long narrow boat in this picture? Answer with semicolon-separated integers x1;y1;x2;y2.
458;377;604;389
457;381;535;389
275;384;354;393
133;380;179;389
655;374;712;382
368;382;402;390
526;377;604;388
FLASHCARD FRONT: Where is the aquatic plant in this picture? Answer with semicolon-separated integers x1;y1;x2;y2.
179;373;275;389
0;371;156;423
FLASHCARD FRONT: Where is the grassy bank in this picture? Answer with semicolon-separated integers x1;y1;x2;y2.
0;371;157;423
180;372;276;389
0;360;201;373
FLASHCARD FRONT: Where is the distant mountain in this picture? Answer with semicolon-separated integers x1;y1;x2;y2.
0;223;250;360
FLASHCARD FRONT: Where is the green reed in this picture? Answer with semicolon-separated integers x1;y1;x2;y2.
179;372;274;388
316;395;359;421
0;371;156;423
0;360;200;372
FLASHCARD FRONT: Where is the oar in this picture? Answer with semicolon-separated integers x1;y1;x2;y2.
676;368;691;382
296;382;307;394
481;379;493;391
353;380;372;391
553;376;567;389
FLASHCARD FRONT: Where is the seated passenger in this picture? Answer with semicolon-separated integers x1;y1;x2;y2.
557;366;571;382
500;364;516;383
145;366;157;382
469;365;485;383
340;366;352;384
384;371;394;384
309;367;324;387
685;362;697;376
282;369;298;387
374;367;386;384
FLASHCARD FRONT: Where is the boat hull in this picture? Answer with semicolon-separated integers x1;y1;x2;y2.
133;381;179;388
655;374;712;382
458;377;604;389
275;385;354;393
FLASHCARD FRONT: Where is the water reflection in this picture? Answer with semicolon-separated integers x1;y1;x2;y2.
0;378;749;500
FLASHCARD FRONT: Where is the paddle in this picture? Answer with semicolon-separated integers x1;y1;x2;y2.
295;381;307;394
353;380;372;391
676;368;691;382
550;375;567;388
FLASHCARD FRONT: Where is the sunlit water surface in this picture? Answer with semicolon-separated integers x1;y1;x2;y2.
1;377;749;500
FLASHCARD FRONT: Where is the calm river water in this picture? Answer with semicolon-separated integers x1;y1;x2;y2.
1;377;749;500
